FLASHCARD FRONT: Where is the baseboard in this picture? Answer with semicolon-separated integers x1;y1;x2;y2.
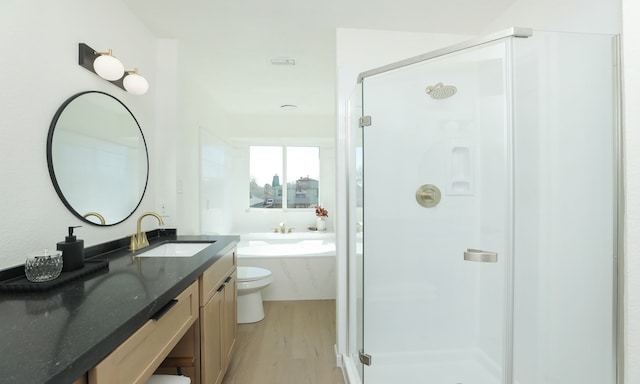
335;344;344;367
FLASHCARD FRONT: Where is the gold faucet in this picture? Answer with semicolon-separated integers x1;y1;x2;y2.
83;212;106;225
130;212;165;251
279;222;286;234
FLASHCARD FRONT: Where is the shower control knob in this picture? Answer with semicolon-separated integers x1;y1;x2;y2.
415;184;441;208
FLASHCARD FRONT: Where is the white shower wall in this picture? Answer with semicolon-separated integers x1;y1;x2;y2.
511;31;616;384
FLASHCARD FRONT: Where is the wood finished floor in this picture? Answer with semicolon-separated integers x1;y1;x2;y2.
222;300;345;384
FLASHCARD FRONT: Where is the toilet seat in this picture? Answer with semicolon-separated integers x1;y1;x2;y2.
238;266;271;282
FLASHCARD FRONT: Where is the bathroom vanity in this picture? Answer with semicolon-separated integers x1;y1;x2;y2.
0;230;239;384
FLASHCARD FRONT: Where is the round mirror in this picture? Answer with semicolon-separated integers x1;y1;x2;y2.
47;91;149;226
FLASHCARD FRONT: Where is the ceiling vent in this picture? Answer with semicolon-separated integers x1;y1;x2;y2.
271;57;296;66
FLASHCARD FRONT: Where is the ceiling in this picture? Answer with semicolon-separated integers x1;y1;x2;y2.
122;0;514;117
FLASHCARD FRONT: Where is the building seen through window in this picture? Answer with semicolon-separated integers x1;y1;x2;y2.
249;146;319;209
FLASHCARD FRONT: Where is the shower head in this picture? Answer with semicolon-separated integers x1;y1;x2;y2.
425;82;457;100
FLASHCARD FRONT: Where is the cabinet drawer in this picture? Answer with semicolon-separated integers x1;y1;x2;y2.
200;247;236;306
89;281;199;384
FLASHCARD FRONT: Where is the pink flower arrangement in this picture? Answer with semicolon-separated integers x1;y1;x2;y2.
314;205;328;218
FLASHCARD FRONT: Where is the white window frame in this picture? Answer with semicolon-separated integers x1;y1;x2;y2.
248;144;320;212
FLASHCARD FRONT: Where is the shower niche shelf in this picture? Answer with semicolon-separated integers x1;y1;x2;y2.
447;143;473;195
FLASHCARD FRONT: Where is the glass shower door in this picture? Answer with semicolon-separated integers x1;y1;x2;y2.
360;39;513;384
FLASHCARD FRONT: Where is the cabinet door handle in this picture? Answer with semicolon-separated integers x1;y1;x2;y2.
224;276;232;283
151;299;178;321
217;284;225;292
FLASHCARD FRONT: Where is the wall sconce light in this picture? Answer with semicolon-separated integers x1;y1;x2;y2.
92;48;124;81
78;43;149;95
123;68;149;95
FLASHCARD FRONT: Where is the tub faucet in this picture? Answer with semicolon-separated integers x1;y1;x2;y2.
130;212;165;251
279;222;286;234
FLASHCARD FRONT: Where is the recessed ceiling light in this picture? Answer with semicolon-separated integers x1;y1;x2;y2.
271;58;296;66
280;104;298;110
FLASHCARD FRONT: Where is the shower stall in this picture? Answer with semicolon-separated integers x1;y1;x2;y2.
346;28;621;384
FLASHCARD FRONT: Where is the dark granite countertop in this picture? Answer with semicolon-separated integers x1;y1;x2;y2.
0;230;239;384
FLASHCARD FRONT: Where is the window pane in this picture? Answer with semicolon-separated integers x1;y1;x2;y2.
249;146;283;208
287;146;319;208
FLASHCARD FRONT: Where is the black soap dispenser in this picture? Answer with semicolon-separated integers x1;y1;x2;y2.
57;226;84;272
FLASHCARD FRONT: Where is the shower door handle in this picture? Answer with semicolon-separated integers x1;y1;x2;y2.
464;249;498;263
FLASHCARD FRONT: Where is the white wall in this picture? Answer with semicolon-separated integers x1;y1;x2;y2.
622;0;640;382
199;128;235;235
174;71;231;235
0;0;158;270
173;75;336;236
481;0;621;34
154;39;179;228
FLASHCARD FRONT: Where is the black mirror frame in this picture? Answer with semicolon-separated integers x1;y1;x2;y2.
46;91;149;226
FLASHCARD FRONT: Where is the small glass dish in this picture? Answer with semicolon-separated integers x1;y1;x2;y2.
25;250;63;282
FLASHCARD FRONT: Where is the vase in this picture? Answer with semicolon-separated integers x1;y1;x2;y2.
316;217;327;231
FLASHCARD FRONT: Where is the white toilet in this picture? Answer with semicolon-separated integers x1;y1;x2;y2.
237;266;273;323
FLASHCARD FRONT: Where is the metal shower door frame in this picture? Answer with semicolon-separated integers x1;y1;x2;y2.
357;27;532;84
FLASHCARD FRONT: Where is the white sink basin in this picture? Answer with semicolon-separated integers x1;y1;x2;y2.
135;242;213;258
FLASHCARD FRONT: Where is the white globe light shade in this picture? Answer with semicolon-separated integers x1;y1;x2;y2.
123;72;149;95
93;55;124;81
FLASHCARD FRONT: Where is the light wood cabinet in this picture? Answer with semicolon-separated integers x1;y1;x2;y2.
89;281;199;384
199;247;237;384
87;246;237;384
201;282;225;384
154;319;200;383
199;247;235;306
223;270;237;366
